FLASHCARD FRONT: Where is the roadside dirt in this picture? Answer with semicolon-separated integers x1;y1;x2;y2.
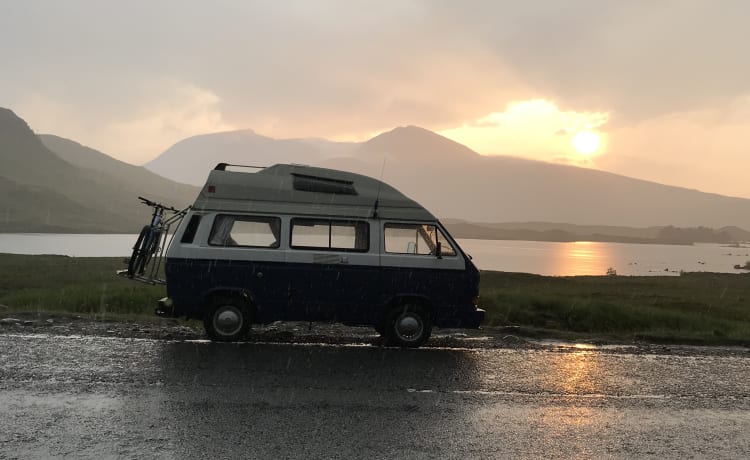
0;311;523;347
1;311;747;356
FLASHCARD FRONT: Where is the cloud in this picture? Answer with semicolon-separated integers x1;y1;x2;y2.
423;1;750;122
3;1;749;134
596;93;750;197
1;0;749;200
14;80;235;164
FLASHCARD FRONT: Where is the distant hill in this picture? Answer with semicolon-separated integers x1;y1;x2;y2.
39;135;197;207
6;107;750;235
0;108;198;233
144;125;750;229
442;220;750;244
145;129;357;186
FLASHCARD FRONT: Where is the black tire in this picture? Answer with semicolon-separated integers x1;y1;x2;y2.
384;304;432;348
204;297;252;342
127;226;151;277
139;229;162;273
127;227;162;277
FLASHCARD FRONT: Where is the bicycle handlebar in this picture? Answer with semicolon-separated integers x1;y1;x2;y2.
137;196;181;213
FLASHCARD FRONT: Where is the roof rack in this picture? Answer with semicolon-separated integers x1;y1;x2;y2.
214;163;267;171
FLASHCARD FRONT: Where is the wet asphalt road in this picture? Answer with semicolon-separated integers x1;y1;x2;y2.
0;334;748;459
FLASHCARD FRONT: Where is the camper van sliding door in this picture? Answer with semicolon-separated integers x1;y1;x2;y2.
204;214;290;322
288;218;379;323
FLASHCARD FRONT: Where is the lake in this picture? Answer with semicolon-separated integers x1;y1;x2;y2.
0;233;749;276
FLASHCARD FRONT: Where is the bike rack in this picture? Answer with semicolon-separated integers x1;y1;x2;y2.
116;205;189;285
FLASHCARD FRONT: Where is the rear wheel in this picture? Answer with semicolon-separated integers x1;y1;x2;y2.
384;304;432;348
204;297;251;342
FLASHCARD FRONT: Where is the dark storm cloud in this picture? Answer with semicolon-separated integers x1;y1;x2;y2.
424;0;750;121
1;0;747;143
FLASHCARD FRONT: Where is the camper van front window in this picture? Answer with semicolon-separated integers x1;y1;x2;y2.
209;215;281;248
385;223;456;256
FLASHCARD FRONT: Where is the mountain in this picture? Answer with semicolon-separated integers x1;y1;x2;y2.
145;129;357;186
144;125;750;229
39;134;197;206
0;108;198;233
441;220;748;244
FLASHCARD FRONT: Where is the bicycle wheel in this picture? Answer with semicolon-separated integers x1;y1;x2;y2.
127;226;152;277
139;229;162;274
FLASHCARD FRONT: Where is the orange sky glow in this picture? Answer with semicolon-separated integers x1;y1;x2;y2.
2;1;749;199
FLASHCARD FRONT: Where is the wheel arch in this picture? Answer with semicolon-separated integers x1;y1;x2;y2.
385;294;433;312
202;288;257;317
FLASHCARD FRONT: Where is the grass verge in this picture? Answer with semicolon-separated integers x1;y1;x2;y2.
480;271;750;345
0;254;165;318
1;254;748;345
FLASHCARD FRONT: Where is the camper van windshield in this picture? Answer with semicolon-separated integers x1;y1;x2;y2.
384;223;456;256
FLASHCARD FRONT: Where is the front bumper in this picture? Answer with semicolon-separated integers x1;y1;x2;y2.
467;308;485;329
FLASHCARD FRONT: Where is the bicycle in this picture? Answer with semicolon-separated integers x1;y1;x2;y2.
125;196;189;282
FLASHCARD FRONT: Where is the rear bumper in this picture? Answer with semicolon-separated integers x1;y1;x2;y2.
155;297;176;317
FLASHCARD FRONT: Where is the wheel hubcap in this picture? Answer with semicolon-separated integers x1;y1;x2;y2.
395;313;423;342
213;306;243;337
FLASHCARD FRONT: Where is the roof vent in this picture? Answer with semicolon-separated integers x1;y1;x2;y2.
292;173;357;195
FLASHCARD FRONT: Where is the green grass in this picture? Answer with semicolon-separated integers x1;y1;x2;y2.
0;254;165;319
1;254;749;345
480;271;750;344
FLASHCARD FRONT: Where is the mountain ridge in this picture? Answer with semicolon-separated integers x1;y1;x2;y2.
4;106;750;233
142;123;750;228
0;108;198;233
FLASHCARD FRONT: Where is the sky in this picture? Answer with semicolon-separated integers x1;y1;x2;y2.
1;0;749;198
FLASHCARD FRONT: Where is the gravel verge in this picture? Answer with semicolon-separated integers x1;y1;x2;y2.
1;312;747;356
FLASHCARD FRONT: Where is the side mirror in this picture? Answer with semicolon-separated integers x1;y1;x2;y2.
435;241;442;259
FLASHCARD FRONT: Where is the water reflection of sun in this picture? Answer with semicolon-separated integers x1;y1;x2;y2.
551;241;611;276
547;350;602;395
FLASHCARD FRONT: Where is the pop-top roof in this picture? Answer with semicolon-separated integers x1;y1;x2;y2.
191;164;435;221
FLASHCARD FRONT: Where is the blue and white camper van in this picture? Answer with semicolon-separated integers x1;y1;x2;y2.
140;163;484;347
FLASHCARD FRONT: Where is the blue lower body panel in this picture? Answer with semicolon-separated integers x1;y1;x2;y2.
164;257;483;329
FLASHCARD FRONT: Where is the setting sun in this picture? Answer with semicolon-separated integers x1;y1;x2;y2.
572;130;601;155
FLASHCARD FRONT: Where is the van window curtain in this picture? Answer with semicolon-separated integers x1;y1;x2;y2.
354;222;368;250
209;215;235;246
269;218;281;245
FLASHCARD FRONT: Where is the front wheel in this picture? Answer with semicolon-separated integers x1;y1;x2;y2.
204;297;252;342
384;304;432;348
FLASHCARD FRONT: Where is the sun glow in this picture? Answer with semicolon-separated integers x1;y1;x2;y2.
437;99;609;164
572;130;601;155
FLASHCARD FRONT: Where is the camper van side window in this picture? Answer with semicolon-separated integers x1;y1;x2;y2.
209;215;281;248
291;219;369;252
180;215;202;244
384;223;456;256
